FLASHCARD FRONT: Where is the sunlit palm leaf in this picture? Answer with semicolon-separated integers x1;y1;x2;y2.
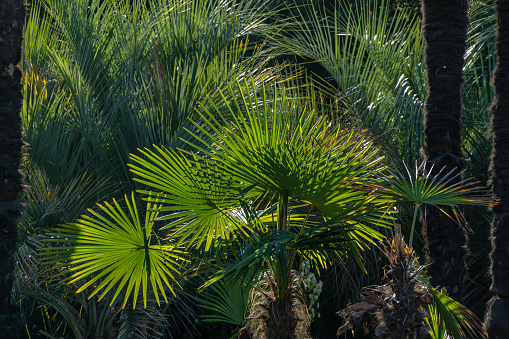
362;161;495;247
430;288;488;339
189;81;390;225
426;300;448;339
42;193;188;309
15;164;109;293
415;260;489;338
130;146;253;252
373;162;494;207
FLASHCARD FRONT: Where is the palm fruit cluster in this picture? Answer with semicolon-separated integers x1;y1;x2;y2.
295;261;323;319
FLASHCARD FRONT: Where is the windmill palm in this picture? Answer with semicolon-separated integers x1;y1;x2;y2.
484;0;509;337
0;0;25;336
420;0;469;301
44;80;392;337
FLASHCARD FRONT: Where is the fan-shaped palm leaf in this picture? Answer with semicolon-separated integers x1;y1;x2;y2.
366;162;495;247
130;147;253;253
198;276;251;326
42;193;188;309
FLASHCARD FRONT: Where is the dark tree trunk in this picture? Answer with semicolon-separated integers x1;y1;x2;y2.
420;0;468;301
484;1;509;337
0;0;25;337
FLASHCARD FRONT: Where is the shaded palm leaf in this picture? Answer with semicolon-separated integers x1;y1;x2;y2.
198;277;251;326
278;0;425;164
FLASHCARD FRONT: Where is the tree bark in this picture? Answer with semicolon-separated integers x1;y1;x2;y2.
420;0;468;301
484;0;509;337
0;0;25;337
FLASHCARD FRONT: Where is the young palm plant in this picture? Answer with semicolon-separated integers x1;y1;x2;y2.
129;80;391;338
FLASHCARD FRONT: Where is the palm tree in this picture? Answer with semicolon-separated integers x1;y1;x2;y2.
0;0;25;336
484;0;509;337
45;81;392;338
420;0;469;301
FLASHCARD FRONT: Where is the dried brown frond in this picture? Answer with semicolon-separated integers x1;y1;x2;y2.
337;226;432;338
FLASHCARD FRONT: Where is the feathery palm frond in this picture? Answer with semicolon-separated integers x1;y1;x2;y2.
278;0;425;164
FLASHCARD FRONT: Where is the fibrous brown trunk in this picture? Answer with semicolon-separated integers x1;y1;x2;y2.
0;0;25;337
420;0;468;301
484;1;509;337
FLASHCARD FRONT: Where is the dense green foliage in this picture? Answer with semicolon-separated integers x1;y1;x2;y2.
15;0;499;337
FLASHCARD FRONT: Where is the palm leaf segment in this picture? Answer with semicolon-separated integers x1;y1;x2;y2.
427;288;488;339
43;193;187;309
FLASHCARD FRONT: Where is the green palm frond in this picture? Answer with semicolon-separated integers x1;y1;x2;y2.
15;164;110;294
23;1;59;72
130;147;253;253
426;299;448;339
415;257;489;338
365;161;494;247
198;277;251;326
429;288;488;339
128;78;402;299
42;193;188;309
188;81;388;221
373;162;494;208
17;284;85;339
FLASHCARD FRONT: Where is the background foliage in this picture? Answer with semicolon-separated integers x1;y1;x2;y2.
16;0;497;337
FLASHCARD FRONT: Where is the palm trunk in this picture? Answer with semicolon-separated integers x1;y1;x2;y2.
0;0;25;336
420;0;468;301
484;1;509;337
